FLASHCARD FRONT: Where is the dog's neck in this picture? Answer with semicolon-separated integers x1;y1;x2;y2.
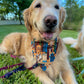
31;38;58;71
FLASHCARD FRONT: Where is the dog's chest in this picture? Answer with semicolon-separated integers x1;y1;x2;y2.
31;38;58;71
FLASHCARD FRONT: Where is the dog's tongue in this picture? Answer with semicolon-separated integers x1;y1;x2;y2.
42;32;53;39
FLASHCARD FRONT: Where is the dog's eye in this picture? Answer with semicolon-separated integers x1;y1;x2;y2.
35;3;41;8
55;5;59;9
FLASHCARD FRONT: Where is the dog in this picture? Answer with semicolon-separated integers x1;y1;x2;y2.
0;0;77;84
63;19;84;56
63;37;77;45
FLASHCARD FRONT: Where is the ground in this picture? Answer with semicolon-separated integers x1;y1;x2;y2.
0;25;84;84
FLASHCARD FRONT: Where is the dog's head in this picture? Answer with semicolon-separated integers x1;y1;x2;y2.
23;0;66;41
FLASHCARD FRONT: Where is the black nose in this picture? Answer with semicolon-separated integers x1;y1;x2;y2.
44;15;57;28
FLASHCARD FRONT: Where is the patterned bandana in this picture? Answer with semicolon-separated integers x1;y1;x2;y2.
31;38;58;71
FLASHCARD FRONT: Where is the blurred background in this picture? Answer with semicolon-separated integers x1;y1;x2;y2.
0;0;84;30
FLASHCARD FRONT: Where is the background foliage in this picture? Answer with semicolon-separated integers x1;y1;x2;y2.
63;0;84;30
0;0;33;24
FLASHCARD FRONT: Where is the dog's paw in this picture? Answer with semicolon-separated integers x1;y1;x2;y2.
19;56;26;63
0;46;7;54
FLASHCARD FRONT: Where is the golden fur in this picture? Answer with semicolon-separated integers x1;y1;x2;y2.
0;0;77;84
63;37;77;45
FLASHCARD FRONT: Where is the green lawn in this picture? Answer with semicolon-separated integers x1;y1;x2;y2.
0;25;84;84
0;25;27;42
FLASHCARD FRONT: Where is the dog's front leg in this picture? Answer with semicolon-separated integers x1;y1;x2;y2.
61;60;78;84
32;67;55;84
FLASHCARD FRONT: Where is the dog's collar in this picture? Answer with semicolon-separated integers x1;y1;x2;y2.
31;38;58;71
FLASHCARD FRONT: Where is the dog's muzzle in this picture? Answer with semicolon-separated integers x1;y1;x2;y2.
44;15;57;29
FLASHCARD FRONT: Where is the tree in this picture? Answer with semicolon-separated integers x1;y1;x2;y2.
0;0;33;24
63;0;84;30
9;0;33;24
0;0;17;20
64;0;84;23
64;0;79;22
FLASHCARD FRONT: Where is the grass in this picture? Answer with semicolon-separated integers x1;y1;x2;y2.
0;25;84;84
0;25;27;42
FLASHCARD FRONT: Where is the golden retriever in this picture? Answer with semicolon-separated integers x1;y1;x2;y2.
63;19;84;56
0;0;77;84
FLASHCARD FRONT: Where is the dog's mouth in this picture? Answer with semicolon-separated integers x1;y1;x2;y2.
34;22;54;40
40;31;53;40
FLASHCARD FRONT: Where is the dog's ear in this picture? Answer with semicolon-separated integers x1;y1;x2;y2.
59;7;66;31
23;8;32;32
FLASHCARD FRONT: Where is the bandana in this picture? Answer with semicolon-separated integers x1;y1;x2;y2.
31;38;58;71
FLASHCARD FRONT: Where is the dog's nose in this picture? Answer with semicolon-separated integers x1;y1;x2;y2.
44;15;57;28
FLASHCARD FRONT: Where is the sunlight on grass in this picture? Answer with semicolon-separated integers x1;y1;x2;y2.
0;25;27;42
60;30;78;38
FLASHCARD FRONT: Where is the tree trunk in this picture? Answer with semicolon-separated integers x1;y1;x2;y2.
18;10;22;25
70;0;72;22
